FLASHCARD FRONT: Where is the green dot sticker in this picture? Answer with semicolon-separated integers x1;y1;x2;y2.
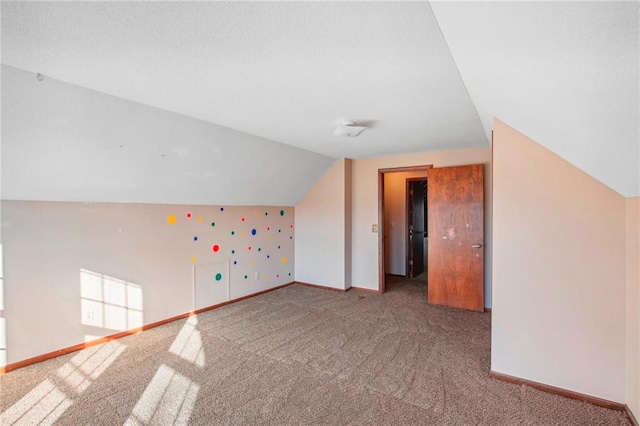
215;273;222;281
243;275;248;279
211;222;215;227
231;231;235;235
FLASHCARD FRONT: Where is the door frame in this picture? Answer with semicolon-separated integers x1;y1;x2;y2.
405;177;427;279
378;165;432;293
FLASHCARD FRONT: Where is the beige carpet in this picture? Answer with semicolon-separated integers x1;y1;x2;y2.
0;278;631;425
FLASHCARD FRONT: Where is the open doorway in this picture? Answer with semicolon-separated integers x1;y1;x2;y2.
378;165;431;293
406;178;427;280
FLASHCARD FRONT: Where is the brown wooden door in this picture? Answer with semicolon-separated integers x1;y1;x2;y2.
427;164;484;311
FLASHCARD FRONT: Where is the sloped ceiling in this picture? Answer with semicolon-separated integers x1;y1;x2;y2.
431;1;639;197
1;1;638;198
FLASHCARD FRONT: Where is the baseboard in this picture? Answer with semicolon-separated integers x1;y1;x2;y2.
627;405;639;426
484;307;492;313
350;286;381;294
0;281;295;374
489;371;625;412
295;281;346;292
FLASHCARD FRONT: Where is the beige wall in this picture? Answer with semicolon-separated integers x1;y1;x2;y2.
2;201;294;365
383;171;428;275
492;119;626;402
351;147;493;306
295;159;352;289
627;197;640;417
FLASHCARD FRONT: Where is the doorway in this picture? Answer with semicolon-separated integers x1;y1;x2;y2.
378;165;431;293
406;178;427;280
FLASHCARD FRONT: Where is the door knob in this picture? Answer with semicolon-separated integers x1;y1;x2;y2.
472;243;483;248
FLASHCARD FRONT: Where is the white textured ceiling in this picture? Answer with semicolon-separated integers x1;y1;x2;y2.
430;1;639;197
2;1;639;196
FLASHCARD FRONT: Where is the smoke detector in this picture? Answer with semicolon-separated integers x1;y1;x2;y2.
333;121;367;138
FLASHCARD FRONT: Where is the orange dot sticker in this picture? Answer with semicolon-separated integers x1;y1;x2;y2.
167;215;177;225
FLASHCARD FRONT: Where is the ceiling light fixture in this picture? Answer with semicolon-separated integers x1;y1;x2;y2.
333;121;367;138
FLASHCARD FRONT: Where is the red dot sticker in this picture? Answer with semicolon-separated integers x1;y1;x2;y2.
276;274;280;278
241;217;246;222
248;246;252;251
266;226;270;231
187;213;192;218
212;244;220;252
290;224;294;228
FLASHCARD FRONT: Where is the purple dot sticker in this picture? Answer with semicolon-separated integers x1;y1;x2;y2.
193;236;198;241
251;229;257;236
220;207;224;211
278;245;281;249
233;260;237;265
267;255;270;259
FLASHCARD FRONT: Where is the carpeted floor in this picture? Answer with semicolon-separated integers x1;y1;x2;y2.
0;278;631;425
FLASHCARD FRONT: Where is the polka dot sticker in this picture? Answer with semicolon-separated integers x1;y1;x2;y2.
280;210;285;216
251;229;257;236
191;257;198;263
269;237;273;241
240;232;246;238
231;250;236;254
278;229;281;233
258;248;261;252
267;255;270;259
250;260;256;266
212;244;220;253
215;273;222;281
248;246;252;251
264;275;269;280
265;212;268;216
288;273;291;276
233;261;237;265
276;274;280;278
244;275;248;279
281;256;288;264
197;216;203;223
211;222;216;227
193;236;198;241
278;245;281;249
254;211;260;217
290;225;294;229
220;207;224;212
266;226;270;231
241;217;246;222
187;213;192;218
167;215;177;225
231;231;235;235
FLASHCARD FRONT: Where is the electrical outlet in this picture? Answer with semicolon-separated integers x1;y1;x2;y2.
372;224;378;233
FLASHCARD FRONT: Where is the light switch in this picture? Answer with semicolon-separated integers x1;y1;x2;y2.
372;224;378;233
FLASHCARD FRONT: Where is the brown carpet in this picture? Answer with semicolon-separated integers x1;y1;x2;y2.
0;278;631;425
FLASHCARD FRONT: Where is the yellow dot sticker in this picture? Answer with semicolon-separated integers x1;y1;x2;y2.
167;215;177;225
191;257;198;263
240;232;246;238
197;216;203;223
281;256;288;264
250;260;256;266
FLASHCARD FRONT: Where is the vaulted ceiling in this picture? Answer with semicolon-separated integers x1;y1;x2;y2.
2;1;638;197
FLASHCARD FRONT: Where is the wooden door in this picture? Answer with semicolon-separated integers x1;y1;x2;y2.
407;179;427;277
427;164;484;311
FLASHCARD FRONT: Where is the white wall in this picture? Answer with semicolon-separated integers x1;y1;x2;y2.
1;65;334;206
2;201;294;366
383;171;428;276
492;119;626;403
351;147;493;306
627;197;640;417
295;159;351;290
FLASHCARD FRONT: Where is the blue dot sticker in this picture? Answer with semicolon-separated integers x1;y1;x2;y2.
193;236;198;241
251;229;257;236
